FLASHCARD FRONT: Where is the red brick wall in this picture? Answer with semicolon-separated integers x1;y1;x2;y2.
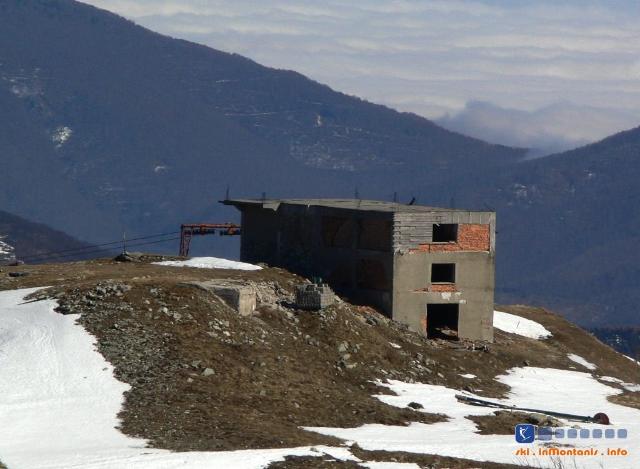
410;224;490;253
414;284;458;293
428;284;457;292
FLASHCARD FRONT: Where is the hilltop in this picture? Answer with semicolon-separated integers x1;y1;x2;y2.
0;257;638;468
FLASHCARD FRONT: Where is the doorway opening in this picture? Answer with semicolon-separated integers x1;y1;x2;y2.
426;303;459;339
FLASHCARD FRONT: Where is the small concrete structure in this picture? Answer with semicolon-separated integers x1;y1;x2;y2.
223;198;495;341
295;283;336;310
184;281;256;316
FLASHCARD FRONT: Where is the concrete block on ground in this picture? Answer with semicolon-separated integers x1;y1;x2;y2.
295;283;335;310
183;281;257;316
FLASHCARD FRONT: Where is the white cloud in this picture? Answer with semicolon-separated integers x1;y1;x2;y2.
438;101;640;156
79;0;640;149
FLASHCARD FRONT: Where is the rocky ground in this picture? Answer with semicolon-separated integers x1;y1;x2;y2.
1;257;639;468
269;452;527;469
468;411;561;436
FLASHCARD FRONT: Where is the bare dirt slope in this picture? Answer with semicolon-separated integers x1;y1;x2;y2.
1;258;638;468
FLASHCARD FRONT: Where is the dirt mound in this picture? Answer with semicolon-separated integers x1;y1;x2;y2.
468;411;562;436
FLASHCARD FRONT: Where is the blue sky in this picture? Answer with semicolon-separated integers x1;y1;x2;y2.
81;0;640;153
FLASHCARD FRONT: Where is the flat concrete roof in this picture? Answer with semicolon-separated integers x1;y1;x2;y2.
222;198;492;214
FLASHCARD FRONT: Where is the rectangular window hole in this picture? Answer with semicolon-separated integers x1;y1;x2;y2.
433;223;458;242
431;263;456;283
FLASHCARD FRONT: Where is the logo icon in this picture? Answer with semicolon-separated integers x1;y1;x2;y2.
515;424;535;443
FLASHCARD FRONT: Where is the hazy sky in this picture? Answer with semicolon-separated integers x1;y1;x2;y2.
81;0;640;153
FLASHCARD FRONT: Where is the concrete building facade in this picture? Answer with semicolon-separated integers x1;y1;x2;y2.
223;199;495;342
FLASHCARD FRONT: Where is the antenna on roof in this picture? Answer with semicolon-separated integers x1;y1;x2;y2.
225;185;230;201
354;187;360;199
393;192;398;203
450;196;456;209
261;192;267;201
408;196;416;205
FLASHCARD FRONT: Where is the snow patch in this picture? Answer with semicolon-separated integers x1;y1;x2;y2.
10;82;39;98
600;376;623;384
307;366;640;468
567;353;597;370
389;342;402;349
493;310;552;339
624;355;640;365
459;373;476;379
599;376;640;392
52;126;73;147
154;256;262;271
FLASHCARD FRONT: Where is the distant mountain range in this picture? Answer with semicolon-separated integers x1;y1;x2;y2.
1;0;639;328
465;126;640;327
0;209;93;264
0;0;524;243
592;326;640;359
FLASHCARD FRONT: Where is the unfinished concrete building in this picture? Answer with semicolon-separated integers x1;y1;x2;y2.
223;199;495;342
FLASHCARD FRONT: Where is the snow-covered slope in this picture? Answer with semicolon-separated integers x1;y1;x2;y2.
0;288;405;469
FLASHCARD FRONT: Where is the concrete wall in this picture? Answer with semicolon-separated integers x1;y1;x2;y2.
238;204;395;314
239;207;279;265
391;211;495;342
392;250;494;341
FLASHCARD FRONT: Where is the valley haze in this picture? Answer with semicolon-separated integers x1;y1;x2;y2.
81;0;640;153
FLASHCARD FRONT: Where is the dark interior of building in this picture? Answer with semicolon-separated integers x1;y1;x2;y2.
431;263;456;283
426;303;459;339
432;223;458;242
